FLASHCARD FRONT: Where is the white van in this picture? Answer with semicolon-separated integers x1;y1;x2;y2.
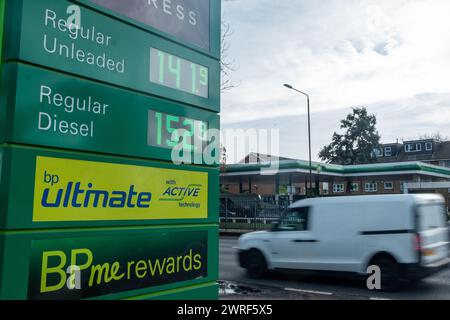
238;194;450;290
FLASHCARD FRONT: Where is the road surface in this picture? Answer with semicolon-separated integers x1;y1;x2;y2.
220;236;450;300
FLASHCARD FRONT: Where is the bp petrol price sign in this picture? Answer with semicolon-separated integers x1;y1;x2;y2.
0;0;221;300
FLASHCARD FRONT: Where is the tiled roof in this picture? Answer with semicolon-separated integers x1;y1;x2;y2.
376;141;450;163
238;152;295;164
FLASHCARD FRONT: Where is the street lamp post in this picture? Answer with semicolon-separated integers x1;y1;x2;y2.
284;84;313;198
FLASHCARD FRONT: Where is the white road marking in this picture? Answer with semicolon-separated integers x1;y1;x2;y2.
284;287;333;296
369;297;391;300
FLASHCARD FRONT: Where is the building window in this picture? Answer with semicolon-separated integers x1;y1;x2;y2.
333;183;345;193
365;182;378;193
372;148;383;158
384;182;394;190
384;147;392;157
405;143;422;153
350;183;359;193
425;142;433;151
322;182;329;195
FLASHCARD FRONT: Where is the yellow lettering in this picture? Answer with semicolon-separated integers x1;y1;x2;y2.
176;255;183;273
127;261;135;280
166;257;175;274
40;251;67;293
89;261;124;286
147;258;166;276
70;248;93;271
134;260;147;279
193;254;202;271
89;263;110;286
110;262;125;281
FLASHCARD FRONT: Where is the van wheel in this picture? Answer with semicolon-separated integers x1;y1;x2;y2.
372;257;401;291
246;250;268;279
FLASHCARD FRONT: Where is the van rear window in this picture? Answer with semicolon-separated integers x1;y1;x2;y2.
418;204;447;231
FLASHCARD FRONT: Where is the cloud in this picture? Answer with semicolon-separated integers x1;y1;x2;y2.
222;0;450;127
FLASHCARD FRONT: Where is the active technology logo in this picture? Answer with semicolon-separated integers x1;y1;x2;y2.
160;180;203;209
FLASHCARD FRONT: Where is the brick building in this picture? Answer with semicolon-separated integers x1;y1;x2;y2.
220;154;450;211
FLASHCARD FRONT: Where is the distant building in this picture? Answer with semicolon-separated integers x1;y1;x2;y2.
372;139;450;168
221;154;450;212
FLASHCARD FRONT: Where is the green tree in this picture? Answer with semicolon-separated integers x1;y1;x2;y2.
319;107;381;165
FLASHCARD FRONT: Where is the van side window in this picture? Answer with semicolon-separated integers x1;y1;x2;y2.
277;207;310;231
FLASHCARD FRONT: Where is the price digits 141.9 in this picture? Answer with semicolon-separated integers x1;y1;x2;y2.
150;48;209;98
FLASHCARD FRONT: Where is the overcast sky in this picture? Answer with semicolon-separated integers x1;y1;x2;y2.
221;0;450;162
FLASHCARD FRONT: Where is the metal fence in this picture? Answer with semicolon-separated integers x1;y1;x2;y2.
220;199;289;231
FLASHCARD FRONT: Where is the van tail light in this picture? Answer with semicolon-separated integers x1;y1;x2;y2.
414;233;423;263
414;233;422;252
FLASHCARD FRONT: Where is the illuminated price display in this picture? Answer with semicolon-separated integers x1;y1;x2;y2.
148;110;209;151
150;48;209;98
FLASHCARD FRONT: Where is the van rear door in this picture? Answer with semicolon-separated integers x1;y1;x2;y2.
417;203;449;266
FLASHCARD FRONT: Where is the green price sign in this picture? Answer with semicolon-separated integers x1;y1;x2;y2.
0;62;220;164
0;0;221;301
3;0;221;112
150;48;209;98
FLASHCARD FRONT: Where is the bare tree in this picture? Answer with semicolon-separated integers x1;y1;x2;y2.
417;132;448;142
221;6;240;92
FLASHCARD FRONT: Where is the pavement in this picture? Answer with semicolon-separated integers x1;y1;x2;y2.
219;235;450;300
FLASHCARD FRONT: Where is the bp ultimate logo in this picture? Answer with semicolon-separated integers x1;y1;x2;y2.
32;156;208;222
41;172;153;209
